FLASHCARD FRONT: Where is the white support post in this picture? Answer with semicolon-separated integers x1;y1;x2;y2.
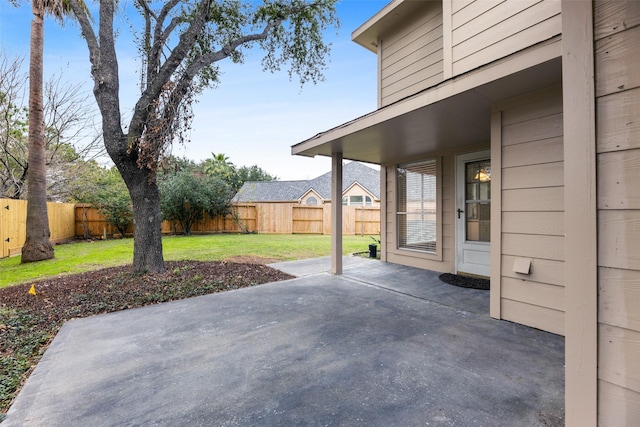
331;153;343;274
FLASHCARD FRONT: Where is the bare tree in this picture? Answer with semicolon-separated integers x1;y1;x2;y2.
67;0;338;273
0;53;104;201
0;54;28;199
42;75;105;201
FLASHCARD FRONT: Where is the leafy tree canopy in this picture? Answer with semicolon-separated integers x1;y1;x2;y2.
71;164;133;238
159;170;233;235
201;152;277;193
66;0;339;273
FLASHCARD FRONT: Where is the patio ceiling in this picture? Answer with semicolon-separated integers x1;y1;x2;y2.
292;57;562;166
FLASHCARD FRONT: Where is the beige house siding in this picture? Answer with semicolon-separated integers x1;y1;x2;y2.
379;2;443;107
595;0;640;423
383;153;454;273
342;183;381;207
300;190;323;206
450;0;561;76
495;86;565;336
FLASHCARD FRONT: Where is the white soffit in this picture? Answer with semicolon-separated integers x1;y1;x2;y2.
292;56;562;166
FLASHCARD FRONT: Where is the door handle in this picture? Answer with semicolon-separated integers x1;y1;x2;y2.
457;208;464;219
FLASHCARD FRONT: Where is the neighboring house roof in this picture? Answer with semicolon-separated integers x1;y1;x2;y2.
234;162;380;203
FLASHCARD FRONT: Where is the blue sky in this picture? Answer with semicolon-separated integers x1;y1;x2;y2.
0;0;388;180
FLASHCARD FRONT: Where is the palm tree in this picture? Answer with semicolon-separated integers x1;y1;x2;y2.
202;152;240;192
22;0;74;263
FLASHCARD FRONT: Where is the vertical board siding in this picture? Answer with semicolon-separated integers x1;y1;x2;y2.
596;1;640;421
380;4;443;106
2;202;381;258
48;203;76;243
1;199;27;258
497;87;565;335
451;0;561;76
354;207;381;236
0;199;75;258
257;203;294;234
292;206;323;234
75;204;133;237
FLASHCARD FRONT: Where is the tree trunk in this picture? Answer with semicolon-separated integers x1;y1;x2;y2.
125;167;165;273
22;3;54;263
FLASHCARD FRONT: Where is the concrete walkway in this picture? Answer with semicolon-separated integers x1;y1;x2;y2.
3;257;564;426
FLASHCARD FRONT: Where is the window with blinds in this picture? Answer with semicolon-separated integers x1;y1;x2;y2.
397;159;437;253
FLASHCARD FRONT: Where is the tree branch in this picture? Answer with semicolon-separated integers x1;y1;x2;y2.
66;0;99;72
129;0;212;139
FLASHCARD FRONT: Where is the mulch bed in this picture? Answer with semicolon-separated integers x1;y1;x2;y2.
439;273;490;290
0;260;294;319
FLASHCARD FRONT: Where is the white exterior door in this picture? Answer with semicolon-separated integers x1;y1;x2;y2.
456;151;491;277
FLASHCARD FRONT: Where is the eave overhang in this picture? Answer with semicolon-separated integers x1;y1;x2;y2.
352;0;436;52
292;39;562;166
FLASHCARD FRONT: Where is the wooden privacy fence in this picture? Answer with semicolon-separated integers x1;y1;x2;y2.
0;199;76;258
75;203;380;237
160;204;258;235
1;200;380;258
162;204;380;235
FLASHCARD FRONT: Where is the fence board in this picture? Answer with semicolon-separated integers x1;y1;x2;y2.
293;206;324;234
1;199;76;258
1;200;380;258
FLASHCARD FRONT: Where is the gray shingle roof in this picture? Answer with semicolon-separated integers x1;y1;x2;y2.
234;162;380;202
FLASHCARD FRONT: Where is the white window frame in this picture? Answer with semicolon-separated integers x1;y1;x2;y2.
394;158;442;261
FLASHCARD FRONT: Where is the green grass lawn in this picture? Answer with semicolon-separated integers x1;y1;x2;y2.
0;234;376;288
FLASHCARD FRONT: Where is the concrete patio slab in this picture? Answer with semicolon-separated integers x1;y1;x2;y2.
268;255;373;277
3;259;564;426
271;256;490;316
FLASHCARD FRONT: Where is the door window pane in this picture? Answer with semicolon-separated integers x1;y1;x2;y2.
465;160;491;242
